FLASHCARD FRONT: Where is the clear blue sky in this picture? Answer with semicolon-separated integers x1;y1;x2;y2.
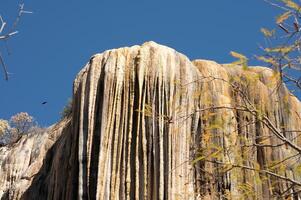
0;0;287;126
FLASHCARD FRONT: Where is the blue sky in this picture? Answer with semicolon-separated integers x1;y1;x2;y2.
0;0;286;126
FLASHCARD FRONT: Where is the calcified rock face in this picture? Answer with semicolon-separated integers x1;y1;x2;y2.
1;42;301;199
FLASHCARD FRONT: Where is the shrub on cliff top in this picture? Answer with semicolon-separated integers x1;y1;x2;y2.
0;112;36;146
60;98;73;119
10;112;34;135
0;119;10;138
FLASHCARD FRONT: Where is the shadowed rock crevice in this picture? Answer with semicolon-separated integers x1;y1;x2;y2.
21;119;73;200
88;60;106;199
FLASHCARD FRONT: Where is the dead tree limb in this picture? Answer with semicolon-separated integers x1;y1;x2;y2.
0;3;31;80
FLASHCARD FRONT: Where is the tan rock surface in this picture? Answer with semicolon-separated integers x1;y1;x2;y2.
0;42;301;199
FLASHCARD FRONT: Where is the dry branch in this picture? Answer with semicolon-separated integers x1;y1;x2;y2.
0;3;31;80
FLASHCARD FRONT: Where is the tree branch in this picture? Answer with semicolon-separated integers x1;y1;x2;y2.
208;160;301;187
0;53;8;80
0;3;31;80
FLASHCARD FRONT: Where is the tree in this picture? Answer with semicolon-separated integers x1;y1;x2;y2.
191;73;301;199
10;112;33;135
132;1;301;198
136;61;300;198
0;3;31;80
188;1;301;198
258;0;301;95
0;112;34;146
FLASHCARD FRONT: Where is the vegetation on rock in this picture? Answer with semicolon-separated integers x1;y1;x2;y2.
0;112;40;146
1;0;301;199
60;98;73;119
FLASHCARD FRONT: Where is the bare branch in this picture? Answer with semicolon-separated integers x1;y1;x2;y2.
261;115;301;153
185;74;301;154
266;153;300;169
0;53;8;80
243;142;286;148
0;31;18;40
284;73;301;89
263;0;291;12
0;16;6;34
0;3;31;80
285;189;301;198
208;160;301;187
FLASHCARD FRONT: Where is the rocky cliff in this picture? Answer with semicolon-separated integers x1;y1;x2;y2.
1;42;301;199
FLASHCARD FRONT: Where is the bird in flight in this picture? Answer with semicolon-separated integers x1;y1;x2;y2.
42;101;47;105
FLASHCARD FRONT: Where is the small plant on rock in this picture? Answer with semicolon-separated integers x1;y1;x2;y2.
60;98;73;119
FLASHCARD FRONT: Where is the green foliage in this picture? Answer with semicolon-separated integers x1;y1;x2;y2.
258;0;301;94
191;1;301;197
260;27;275;37
256;56;276;65
237;183;256;199
294;163;301;176
230;51;248;70
281;0;300;10
192;144;223;165
265;45;294;54
60;98;73;119
276;11;291;24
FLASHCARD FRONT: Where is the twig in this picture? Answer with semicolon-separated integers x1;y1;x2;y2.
0;15;6;34
263;0;291;12
266;153;300;169
208;160;301;187
0;53;8;80
0;3;31;80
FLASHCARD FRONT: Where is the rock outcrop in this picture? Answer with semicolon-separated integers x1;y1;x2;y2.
1;42;301;199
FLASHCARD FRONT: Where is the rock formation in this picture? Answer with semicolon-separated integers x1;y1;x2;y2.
0;41;301;199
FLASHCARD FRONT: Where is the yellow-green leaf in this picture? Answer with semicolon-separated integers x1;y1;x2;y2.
230;51;247;60
256;56;277;65
276;11;291;24
260;28;275;37
192;156;206;164
295;163;301;175
265;46;293;54
242;62;248;70
282;0;301;10
230;51;248;69
203;130;211;144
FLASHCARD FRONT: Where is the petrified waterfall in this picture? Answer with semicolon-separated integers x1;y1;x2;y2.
0;42;301;199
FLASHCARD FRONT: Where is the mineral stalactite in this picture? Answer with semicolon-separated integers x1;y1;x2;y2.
0;42;301;199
